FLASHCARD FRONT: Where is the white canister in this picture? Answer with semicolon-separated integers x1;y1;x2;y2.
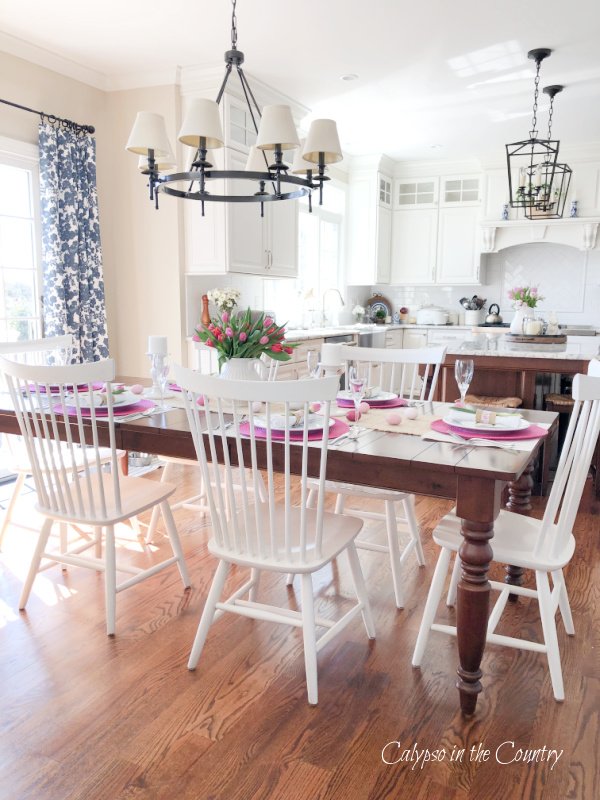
464;309;483;325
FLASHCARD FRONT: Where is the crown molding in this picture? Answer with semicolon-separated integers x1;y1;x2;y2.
106;67;179;92
0;31;108;91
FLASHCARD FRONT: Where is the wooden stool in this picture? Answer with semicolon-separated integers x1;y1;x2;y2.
463;394;523;408
545;393;575;445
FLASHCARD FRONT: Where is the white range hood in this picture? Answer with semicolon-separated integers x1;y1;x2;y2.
480;217;600;253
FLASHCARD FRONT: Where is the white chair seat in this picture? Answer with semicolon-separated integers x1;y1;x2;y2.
209;505;362;573
41;472;177;526
433;509;575;572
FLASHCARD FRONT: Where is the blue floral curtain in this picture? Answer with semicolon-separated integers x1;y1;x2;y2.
38;122;109;362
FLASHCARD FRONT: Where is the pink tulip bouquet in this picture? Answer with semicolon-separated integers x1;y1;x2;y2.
194;308;295;370
507;286;544;309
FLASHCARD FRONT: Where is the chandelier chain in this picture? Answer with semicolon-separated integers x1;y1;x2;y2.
231;0;238;49
529;59;541;138
547;94;555;140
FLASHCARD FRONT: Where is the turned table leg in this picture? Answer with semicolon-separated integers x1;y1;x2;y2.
505;458;535;600
455;476;501;716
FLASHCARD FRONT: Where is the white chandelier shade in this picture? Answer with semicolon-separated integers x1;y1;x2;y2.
303;119;343;165
126;111;172;157
291;139;317;175
178;98;224;149
137;152;176;173
245;146;275;171
256;105;299;151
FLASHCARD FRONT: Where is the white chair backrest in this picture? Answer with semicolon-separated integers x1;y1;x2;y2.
173;364;339;565
0;335;76;367
536;370;600;559
338;345;446;401
258;354;280;382
0;356;121;521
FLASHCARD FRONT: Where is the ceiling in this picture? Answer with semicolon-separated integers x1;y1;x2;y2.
1;0;600;161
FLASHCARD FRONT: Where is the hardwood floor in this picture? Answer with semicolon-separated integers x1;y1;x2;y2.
0;463;598;800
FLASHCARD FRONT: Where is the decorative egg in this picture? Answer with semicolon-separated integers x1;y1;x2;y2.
403;407;418;420
346;409;361;422
386;412;403;425
252;401;263;412
309;402;321;413
129;384;144;395
359;401;370;414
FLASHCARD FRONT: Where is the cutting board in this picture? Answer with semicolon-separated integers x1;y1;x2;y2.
505;333;567;344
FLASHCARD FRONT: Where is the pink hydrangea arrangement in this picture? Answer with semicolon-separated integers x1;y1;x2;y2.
507;286;544;309
194;308;295;369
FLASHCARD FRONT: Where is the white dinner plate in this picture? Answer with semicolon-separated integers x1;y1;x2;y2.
252;413;335;432
443;412;530;433
337;389;397;403
66;390;139;410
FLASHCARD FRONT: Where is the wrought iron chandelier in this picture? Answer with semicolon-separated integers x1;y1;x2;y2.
126;0;342;216
506;48;572;219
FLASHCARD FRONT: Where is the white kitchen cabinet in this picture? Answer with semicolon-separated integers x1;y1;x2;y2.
426;328;467;347
184;149;298;277
391;209;438;284
402;330;428;349
384;329;404;348
391;174;482;286
346;167;393;285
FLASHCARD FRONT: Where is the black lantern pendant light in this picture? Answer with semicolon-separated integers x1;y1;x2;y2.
522;84;572;219
506;48;562;214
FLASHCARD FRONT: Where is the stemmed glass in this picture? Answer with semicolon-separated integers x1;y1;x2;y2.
306;349;321;379
454;359;474;406
158;358;170;409
348;363;367;432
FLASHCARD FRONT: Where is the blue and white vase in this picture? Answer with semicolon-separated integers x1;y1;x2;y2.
501;204;509;221
569;200;578;218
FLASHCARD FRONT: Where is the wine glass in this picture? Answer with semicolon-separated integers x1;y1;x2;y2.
454;359;474;406
306;349;320;379
158;358;170;409
348;363;367;431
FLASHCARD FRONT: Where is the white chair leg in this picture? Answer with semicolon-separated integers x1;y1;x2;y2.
307;488;317;509
59;523;68;569
403;495;425;566
0;472;26;550
384;500;404;609
537;570;565;701
412;547;453;667
249;568;261;602
188;560;230;670
146;461;174;543
300;572;319;705
104;526;117;636
94;526;102;559
334;493;345;514
160;501;190;588
552;569;575;635
446;553;461;607
285;573;294;586
18;517;53;609
346;542;376;639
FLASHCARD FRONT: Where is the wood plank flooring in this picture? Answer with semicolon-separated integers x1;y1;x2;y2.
0;463;598;800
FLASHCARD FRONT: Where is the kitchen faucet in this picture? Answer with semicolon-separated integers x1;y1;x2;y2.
322;288;345;324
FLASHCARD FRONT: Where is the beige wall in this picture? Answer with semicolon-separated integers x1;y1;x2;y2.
0;52;185;376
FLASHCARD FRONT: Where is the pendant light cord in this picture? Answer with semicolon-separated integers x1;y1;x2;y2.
529;58;542;139
231;0;238;50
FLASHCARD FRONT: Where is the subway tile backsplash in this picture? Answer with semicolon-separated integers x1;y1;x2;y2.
351;243;600;327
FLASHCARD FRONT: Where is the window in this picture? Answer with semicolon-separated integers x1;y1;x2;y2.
397;179;436;205
0;138;42;342
443;177;480;203
264;183;345;327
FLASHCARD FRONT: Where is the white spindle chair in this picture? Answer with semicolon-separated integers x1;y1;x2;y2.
145;353;279;541
0;355;190;635
173;364;375;705
0;336;87;550
412;365;600;701
299;344;446;609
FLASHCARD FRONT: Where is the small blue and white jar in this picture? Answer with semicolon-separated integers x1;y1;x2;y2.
570;199;578;218
501;203;509;221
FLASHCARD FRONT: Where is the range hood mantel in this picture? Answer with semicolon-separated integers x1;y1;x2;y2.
481;218;600;253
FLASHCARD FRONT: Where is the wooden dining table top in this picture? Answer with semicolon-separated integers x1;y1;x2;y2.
0;379;558;716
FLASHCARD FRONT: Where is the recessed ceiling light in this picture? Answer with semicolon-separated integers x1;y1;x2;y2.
340;73;359;82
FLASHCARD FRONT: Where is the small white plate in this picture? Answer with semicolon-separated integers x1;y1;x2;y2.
67;390;139;410
337;389;397;402
252;414;335;432
443;412;530;433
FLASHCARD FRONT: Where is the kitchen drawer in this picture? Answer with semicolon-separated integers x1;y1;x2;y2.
384;330;404;348
426;329;467;346
276;363;299;381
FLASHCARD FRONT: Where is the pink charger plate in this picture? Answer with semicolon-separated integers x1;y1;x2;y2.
336;397;407;409
431;419;548;441
28;381;104;394
53;398;155;418
239;417;350;441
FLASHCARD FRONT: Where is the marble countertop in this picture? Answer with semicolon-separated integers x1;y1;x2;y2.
446;339;599;359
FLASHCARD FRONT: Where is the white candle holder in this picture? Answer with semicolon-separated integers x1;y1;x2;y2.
148;352;167;399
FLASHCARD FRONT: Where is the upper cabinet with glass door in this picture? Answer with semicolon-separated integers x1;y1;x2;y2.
394;177;438;209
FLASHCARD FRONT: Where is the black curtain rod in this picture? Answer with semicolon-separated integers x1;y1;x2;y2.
0;97;95;134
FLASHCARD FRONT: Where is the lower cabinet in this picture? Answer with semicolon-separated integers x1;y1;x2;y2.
402;330;428;349
278;338;325;380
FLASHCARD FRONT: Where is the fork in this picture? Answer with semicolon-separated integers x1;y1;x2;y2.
447;431;518;452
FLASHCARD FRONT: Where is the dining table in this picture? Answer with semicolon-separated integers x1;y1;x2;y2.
0;380;558;716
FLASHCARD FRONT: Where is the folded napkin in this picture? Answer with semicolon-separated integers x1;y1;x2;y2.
53;399;155;418
337;397;407;409
445;408;524;431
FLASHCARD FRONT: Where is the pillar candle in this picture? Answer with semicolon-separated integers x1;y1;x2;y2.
148;335;168;355
320;343;343;367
